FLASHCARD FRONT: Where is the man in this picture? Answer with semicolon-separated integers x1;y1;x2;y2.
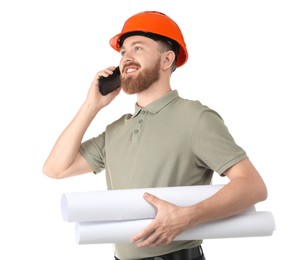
43;11;267;260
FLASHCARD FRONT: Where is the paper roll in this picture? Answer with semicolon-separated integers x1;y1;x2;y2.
61;185;224;222
61;185;275;245
75;211;276;244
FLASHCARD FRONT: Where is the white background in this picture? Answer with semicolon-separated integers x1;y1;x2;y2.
0;0;296;259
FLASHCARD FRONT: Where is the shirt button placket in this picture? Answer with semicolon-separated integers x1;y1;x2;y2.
132;110;145;142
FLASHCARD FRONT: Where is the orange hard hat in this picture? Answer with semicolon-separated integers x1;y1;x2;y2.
109;11;188;67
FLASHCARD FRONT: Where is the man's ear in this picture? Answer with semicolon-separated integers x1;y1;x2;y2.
162;50;176;71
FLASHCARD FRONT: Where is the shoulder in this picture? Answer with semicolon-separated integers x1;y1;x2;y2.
172;96;223;121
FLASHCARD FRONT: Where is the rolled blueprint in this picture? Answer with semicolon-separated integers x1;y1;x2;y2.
61;185;225;222
75;211;276;244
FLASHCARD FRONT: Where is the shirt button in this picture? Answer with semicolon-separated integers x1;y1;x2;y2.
141;110;146;114
134;129;139;134
138;119;143;124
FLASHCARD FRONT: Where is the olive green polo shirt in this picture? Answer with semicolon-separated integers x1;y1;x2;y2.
79;90;247;259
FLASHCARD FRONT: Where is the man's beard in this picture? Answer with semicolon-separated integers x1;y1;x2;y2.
121;59;161;94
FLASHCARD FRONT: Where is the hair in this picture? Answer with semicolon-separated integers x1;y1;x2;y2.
119;31;179;72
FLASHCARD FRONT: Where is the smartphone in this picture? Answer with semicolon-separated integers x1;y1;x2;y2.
98;66;121;95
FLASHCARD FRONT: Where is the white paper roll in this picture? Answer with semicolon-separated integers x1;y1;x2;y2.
75;211;275;244
61;185;224;222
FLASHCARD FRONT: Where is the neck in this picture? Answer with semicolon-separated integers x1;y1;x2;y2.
136;80;172;108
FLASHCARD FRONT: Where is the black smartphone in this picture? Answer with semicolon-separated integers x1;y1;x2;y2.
98;66;121;95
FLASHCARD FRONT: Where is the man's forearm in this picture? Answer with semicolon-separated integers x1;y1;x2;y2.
43;101;102;178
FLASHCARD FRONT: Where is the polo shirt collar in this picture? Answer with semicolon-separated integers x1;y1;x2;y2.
133;90;179;117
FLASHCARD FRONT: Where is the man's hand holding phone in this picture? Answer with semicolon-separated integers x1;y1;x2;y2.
86;67;121;111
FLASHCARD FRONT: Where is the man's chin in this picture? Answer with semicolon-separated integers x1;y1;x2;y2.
122;86;137;95
122;89;135;95
122;85;146;95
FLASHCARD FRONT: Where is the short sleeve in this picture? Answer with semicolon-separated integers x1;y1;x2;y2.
79;132;106;174
192;108;247;175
